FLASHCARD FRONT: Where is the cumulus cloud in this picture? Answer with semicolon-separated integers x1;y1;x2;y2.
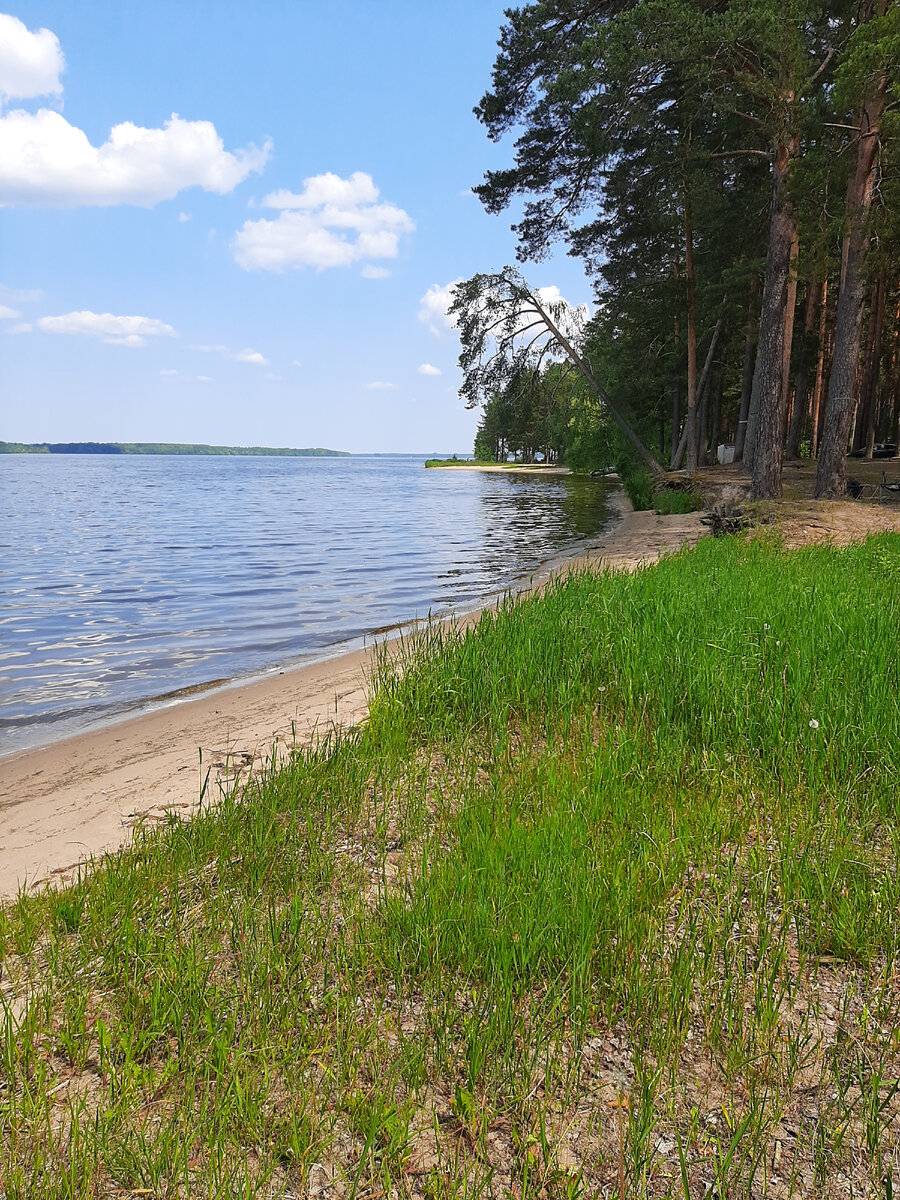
418;281;460;335
365;381;397;391
234;348;269;365
361;264;390;280
0;109;270;207
417;363;441;376
0;13;64;104
37;310;177;347
0;304;21;319
233;171;413;272
178;211;191;222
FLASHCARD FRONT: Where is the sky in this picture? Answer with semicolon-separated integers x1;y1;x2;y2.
0;2;593;454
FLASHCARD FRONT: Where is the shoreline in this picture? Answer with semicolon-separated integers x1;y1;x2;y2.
426;462;573;474
0;497;707;896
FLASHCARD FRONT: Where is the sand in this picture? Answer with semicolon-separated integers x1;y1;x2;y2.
427;463;574;474
0;499;708;897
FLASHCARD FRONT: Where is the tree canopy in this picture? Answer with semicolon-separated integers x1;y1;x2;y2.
457;0;900;498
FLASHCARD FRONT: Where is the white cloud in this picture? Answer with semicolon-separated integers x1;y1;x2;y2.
365;381;397;391
234;171;413;272
196;375;211;382
0;282;42;304
0;304;21;319
189;342;268;366
361;264;390;280
0;13;64;104
9;321;31;333
264;372;281;381
234;348;269;365
417;363;441;376
160;368;179;376
529;286;591;342
262;172;380;210
178;211;191;222
37;310;177;347
0;109;270;207
418;280;460;335
292;359;302;367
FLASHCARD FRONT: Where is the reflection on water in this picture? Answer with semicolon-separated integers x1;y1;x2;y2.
0;456;618;754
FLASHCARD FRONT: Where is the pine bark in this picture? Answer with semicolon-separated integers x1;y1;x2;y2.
684;203;699;476
785;278;822;459
815;16;889;498
670;257;682;469
734;277;759;462
863;273;886;457
748;133;798;499
810;278;830;459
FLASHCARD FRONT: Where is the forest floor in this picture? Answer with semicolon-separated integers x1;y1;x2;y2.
2;494;900;1199
688;456;900;549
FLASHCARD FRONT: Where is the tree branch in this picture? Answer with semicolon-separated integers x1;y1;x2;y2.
707;149;772;161
800;45;836;98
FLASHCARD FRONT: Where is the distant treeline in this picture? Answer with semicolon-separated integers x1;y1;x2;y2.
0;442;349;457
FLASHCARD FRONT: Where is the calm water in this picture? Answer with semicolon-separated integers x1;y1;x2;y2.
1;455;618;755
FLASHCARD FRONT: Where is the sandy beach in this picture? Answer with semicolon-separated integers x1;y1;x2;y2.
0;498;706;896
427;463;576;474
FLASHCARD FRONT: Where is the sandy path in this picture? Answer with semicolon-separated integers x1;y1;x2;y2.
0;500;707;897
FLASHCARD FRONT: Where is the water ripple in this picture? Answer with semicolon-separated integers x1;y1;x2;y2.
0;455;617;754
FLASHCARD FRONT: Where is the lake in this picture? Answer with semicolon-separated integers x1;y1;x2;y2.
1;454;618;755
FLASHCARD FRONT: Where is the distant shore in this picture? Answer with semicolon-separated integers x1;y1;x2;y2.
0;494;713;896
0;440;349;456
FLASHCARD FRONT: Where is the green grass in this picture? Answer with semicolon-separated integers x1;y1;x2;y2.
424;456;477;467
2;533;900;1197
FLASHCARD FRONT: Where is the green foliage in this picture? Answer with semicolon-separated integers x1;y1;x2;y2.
468;0;900;477
653;486;704;514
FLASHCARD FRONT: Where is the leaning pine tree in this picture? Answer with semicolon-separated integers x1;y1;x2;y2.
450;268;664;476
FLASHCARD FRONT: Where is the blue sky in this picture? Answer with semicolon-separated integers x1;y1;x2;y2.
0;2;592;453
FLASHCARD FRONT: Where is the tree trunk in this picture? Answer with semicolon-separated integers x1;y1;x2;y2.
852;273;883;453
863;272;886;457
888;295;900;444
670;257;682;468
697;366;710;466
684;202;699;476
671;316;723;471
748;132;798;499
709;370;723;463
779;226;801;438
810;277;830;459
815;20;888;498
734;276;759;462
785;278;822;459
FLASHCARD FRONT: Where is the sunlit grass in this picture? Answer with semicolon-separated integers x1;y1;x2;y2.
1;532;899;1197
